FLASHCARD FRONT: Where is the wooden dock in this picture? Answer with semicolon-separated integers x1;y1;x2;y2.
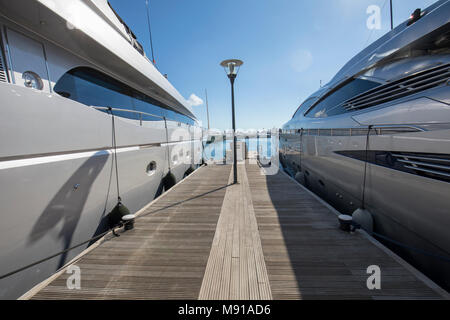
27;162;448;300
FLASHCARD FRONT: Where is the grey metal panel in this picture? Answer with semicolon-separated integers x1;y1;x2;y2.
0;29;7;82
0;83;169;158
428;85;450;104
0;151;113;299
6;28;50;92
361;55;450;83
328;0;450;88
352;97;450;125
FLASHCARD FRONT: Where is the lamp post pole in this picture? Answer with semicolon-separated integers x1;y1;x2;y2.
229;74;237;184
220;59;243;185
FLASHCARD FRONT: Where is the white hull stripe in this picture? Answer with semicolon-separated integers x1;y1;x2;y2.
161;140;201;147
0;147;140;170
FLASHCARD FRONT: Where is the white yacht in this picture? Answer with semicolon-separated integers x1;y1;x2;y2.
0;0;203;299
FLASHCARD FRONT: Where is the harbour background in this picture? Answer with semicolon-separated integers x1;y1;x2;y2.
203;136;275;163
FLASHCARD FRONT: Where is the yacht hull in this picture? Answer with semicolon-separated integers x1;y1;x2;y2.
0;83;199;299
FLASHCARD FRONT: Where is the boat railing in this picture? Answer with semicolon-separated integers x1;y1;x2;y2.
91;106;196;128
91;106;166;121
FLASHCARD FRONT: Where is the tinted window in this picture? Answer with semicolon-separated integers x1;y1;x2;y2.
292;97;317;119
305;79;380;118
54;67;195;124
54;67;137;119
132;91;166;121
166;108;195;126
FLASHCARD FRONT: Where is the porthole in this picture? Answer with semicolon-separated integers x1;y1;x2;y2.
146;161;157;176
22;71;43;90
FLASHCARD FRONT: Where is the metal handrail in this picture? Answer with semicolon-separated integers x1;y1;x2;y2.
92;106;196;127
91;106;165;120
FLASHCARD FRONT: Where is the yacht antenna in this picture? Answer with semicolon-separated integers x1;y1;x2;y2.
390;0;394;30
145;0;156;64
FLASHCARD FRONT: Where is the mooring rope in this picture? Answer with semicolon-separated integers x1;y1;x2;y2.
361;125;373;209
109;107;121;202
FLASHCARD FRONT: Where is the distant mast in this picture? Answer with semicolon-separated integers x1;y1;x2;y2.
205;89;210;130
145;0;156;64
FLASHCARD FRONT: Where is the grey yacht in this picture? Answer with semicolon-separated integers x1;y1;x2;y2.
280;0;450;290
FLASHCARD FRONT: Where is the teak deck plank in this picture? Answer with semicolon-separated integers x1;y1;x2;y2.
29;162;447;300
198;164;272;300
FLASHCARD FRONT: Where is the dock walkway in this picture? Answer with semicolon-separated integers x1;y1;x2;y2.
28;163;447;299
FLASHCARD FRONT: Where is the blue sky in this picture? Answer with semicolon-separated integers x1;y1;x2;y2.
109;0;437;130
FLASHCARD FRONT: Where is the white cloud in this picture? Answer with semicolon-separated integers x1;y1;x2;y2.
291;49;313;73
186;93;204;107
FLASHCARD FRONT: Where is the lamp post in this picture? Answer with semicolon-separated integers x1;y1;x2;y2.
220;59;243;184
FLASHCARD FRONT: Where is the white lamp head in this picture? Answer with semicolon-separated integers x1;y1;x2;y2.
220;59;243;78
